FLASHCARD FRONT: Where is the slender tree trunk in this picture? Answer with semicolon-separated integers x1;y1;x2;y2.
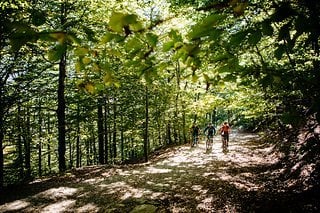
0;110;4;189
144;85;149;162
38;99;42;176
108;98;113;161
0;133;3;189
182;107;187;144
120;109;124;162
174;61;181;144
97;98;104;164
212;109;217;127
17;103;24;179
68;128;72;168
112;100;117;160
104;97;109;164
166;123;172;145
86;137;90;166
92;129;97;164
57;1;67;173
157;121;162;146
47;113;51;172
57;51;67;172
76;101;80;168
24;107;31;180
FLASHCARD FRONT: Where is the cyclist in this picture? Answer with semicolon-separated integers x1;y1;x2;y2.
204;123;216;150
190;123;200;147
219;122;231;147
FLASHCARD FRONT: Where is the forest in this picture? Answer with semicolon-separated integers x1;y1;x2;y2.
0;0;320;211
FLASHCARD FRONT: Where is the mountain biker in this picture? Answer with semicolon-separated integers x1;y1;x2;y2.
204;123;216;140
191;123;200;146
219;122;231;147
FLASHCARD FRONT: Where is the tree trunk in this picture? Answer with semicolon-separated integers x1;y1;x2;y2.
120;109;124;162
76;101;80;168
47;113;51;172
57;0;67;173
112;100;117;160
182;107;187;144
68;128;72;168
97;98;104;164
24;107;31;180
144;85;149;162
38;99;42;177
57;51;67;172
166;123;172;145
104;97;109;164
86;137;90;166
17;103;24;180
0;114;4;189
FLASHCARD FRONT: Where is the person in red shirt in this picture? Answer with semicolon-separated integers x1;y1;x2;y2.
219;122;231;147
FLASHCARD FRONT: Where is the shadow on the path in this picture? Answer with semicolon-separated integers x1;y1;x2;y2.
0;133;319;212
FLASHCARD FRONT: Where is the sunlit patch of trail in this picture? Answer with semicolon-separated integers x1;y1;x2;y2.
0;133;279;213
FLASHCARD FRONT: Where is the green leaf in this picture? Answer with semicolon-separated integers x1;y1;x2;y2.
125;37;143;53
82;57;91;65
123;14;138;25
47;44;66;62
83;26;96;41
188;14;226;40
201;13;226;27
74;47;89;57
295;15;308;34
261;20;273;36
75;60;84;73
146;33;158;47
212;53;231;62
233;2;248;16
49;32;66;44
163;41;174;51
270;3;295;22
229;30;247;46
274;45;286;60
109;12;125;33
278;22;291;40
248;30;262;46
10;23;38;51
84;82;96;94
168;30;182;42
192;74;199;83
67;33;81;45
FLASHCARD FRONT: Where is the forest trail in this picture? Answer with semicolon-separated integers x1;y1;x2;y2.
0;133;307;212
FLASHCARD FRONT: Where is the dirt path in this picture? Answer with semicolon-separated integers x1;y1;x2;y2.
0;133;307;212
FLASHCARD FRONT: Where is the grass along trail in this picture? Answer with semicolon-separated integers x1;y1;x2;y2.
1;132;290;212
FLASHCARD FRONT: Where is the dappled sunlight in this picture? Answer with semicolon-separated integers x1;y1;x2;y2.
83;177;104;184
145;166;172;174
0;200;30;212
41;199;76;213
0;133;284;212
100;181;154;200
34;187;78;200
76;203;100;212
197;196;214;212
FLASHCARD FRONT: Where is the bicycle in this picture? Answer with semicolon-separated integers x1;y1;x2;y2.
191;135;199;147
206;135;213;151
221;132;228;148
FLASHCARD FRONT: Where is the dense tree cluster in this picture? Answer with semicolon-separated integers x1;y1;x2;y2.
0;0;319;188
